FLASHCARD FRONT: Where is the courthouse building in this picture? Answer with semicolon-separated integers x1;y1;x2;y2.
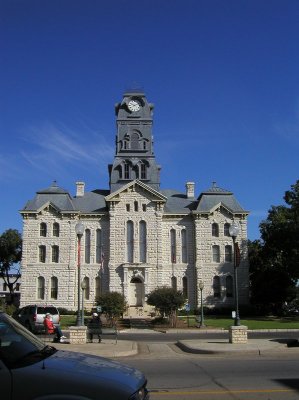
20;90;249;317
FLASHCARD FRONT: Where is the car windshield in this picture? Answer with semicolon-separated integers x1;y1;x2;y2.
0;313;56;368
37;306;58;315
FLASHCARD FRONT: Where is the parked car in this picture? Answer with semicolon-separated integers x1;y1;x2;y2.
0;311;149;400
13;304;60;333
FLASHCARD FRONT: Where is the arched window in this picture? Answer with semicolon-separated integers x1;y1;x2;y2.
51;276;58;299
52;245;59;263
131;132;139;149
212;223;219;237
127;221;134;263
124;162;130;179
139;221;147;263
37;276;45;299
83;277;90;300
96;229;102;264
213;276;221;298
53;222;60;237
85;229;91;264
226;275;233;297
182;276;188;297
170;229;176;263
40;222;47;237
39;245;46;263
224;223;230;236
171;276;177;290
134;201;138;212
181;229;187;263
95;276;102;299
212;245;220;263
140;163;147;179
225;245;232;262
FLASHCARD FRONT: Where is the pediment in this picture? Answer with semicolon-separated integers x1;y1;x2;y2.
105;180;167;203
209;202;234;217
37;201;61;215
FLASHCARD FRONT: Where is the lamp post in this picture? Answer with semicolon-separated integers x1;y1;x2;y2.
75;221;84;326
229;221;240;326
81;279;87;326
198;280;205;328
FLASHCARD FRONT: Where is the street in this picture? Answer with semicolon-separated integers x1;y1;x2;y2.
116;331;299;400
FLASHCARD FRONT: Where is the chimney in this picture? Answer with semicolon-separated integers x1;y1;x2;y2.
76;181;85;197
186;182;195;199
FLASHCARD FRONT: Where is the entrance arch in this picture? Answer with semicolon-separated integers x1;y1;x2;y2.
129;276;144;307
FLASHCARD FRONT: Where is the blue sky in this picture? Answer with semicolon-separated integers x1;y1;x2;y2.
1;0;299;240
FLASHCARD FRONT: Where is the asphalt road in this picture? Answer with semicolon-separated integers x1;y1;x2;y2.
113;329;299;399
118;338;299;400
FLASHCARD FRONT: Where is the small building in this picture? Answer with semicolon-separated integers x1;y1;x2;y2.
0;274;21;307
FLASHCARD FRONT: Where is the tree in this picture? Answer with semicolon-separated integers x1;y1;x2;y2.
146;287;186;327
96;291;126;325
0;229;22;304
248;180;299;313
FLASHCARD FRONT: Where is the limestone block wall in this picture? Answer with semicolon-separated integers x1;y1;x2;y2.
20;190;249;313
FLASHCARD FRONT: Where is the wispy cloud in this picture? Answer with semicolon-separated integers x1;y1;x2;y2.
20;121;114;178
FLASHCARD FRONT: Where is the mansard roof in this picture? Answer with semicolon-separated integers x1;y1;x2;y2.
161;189;197;214
21;179;248;217
21;181;76;212
73;189;109;212
195;182;248;214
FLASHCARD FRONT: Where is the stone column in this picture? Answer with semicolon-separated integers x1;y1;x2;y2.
69;326;87;344
229;325;248;344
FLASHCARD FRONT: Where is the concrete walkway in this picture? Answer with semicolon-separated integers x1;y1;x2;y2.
50;329;299;358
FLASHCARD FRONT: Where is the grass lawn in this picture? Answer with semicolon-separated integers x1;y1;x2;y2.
178;315;299;330
60;314;299;330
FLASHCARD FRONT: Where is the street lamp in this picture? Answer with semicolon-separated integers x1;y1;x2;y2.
81;279;87;326
198;280;205;328
75;221;84;326
229;221;240;326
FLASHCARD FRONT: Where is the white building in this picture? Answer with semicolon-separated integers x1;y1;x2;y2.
20;90;249;317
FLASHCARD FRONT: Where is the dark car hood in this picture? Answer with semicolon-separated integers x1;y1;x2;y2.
43;349;145;388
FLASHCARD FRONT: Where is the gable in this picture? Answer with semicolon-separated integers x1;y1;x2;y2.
105;179;167;203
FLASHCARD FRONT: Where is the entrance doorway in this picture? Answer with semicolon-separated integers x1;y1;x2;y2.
129;277;144;307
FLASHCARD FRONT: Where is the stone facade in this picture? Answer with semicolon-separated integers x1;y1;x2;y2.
20;90;249;317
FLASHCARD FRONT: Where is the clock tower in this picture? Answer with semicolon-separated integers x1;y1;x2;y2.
108;90;161;192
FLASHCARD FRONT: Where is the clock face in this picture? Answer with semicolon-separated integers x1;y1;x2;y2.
128;99;141;112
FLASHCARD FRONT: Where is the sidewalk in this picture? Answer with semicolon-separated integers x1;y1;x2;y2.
51;329;299;358
54;338;138;357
